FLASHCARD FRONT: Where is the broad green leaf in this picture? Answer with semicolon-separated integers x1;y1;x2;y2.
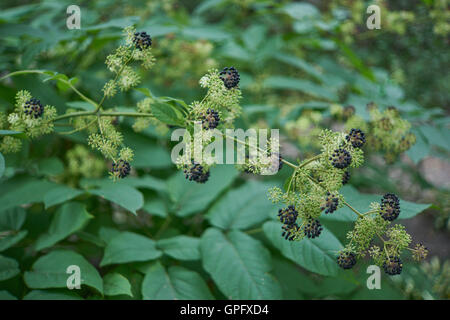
37;157;64;176
207;181;276;230
44;185;84;209
273;53;324;81
280;2;319;20
0;130;27;139
406;128;430;164
124;131;173;169
0;176;59;211
142;262;213;300
151;102;185;126
35;202;93;251
100;231;162;267
24;250;103;294
167;165;239;217
0;152;4;178
201;228;282;299
0;290;17;300
321;185;431;222
419;125;449;150
0;255;20;281
80;175;167;193
157;236;200;261
23;290;83;300
103;273;133;297
142;198;167;218
0;207;26;231
263;76;337;101
90;185;144;214
263;221;342;276
0;230;27;252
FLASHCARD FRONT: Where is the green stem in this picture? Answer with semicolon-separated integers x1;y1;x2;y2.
54;111;154;121
298;154;322;169
343;200;364;218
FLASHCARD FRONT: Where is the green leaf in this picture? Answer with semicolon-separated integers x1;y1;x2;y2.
0;207;26;231
0;152;4;178
23;289;83;300
263;221;342;276
157;236;200;261
167;165;239;217
273;53;324;81
406;128;430;164
80;175;167;193
103;273;133;297
151;102;185;126
24;250;103;294
0;230;27;252
0;290;17;300
141;262;213;300
280;2;319;20
207;181;276;230
0;176;59;211
44;185;84;209
263;76;337;101
0;130;27;139
200;228;282;299
35;202;93;251
142;198;167;218
100;231;162;267
66;101;95;111
90;185;144;215
37;157;64;176
321;185;431;222
0;255;20;281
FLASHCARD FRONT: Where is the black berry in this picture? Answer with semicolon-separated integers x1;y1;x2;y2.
23;98;44;119
133;31;152;50
383;256;403;275
111;159;131;178
345;128;366;148
278;205;298;225
304;219;323;239
330;148;352;169
380;193;400;221
342;170;350;185
337;252;357;269
321;192;339;214
201;108;220;130
219;67;240;89
282;223;300;241
184;162;210;183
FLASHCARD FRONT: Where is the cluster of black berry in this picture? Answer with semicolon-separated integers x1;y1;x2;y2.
219;67;240;89
111;159;131;178
380;193;400;221
23;98;44;118
337;251;357;270
342;170;350;185
278;205;298;225
346;128;366;148
330;148;352;169
282;223;300;241
184;162;210;183
321;192;339;214
201;109;220;130
133;31;152;50
412;243;428;261
303;219;323;239
383;256;403;275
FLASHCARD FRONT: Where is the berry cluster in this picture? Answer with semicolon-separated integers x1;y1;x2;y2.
330;148;352;169
412;243;429;262
380;193;401;221
342;170;350;185
23;98;44;118
303;219;323;239
345;128;366;148
337;251;357;270
201;108;220;130
383;256;403;275
111;159;131;178
219;67;240;89
184;162;210;183
278;205;298;225
133;31;152;50
282;223;300;241
321;192;339;214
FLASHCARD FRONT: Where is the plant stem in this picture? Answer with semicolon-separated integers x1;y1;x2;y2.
343;200;364;218
54;111;154;121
